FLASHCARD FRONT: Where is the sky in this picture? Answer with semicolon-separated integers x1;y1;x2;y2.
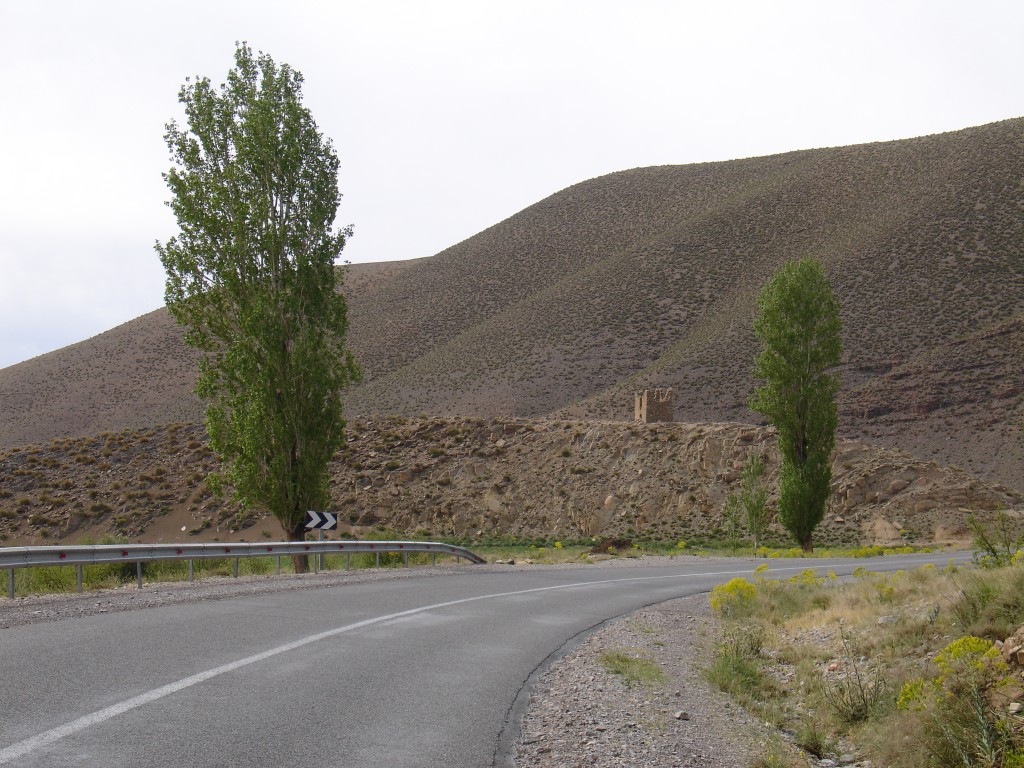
2;0;1023;369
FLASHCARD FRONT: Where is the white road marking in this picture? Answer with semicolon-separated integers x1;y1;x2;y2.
0;556;952;763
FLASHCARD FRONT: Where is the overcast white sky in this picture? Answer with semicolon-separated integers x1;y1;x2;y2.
2;0;1022;369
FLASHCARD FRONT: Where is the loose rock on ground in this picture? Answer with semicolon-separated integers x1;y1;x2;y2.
512;593;775;767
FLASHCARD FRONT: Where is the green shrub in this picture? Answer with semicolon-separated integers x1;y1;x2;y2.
704;643;784;725
949;567;1024;640
969;510;1024;568
820;630;891;724
796;716;836;758
897;636;1023;766
709;577;757;616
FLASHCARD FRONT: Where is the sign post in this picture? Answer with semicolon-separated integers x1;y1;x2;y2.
304;510;338;572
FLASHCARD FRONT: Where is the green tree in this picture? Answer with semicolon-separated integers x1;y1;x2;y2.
156;44;359;570
721;454;770;554
720;492;744;554
750;258;841;552
740;454;770;554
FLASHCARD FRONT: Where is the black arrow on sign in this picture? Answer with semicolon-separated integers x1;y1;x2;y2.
304;510;338;530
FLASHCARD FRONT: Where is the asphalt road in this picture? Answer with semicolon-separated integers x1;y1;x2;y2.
0;552;971;767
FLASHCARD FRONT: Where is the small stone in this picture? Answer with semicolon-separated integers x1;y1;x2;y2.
673;711;689;720
1009;702;1022;714
878;615;898;625
818;760;838;768
839;755;857;765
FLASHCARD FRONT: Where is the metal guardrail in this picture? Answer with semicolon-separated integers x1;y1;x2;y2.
1;540;485;598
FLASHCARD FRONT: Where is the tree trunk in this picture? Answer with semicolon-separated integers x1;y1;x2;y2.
800;534;814;554
286;521;310;574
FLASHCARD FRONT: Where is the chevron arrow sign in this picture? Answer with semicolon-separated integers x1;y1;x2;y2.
304;510;338;530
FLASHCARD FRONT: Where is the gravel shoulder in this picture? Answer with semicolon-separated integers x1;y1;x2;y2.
511;593;771;768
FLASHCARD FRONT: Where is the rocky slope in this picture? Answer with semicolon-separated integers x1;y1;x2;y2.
841;314;1024;484
2;119;1022;493
2;418;1020;548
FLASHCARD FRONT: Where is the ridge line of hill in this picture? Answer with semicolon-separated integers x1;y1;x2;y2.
1;117;1022;498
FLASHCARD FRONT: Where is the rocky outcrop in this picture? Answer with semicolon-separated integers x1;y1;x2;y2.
2;417;1021;547
327;417;1021;546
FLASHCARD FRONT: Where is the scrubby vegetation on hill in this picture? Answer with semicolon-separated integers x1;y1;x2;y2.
1;417;1020;549
1;118;1022;496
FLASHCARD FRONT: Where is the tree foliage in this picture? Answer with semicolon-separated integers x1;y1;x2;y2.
721;453;770;554
741;454;770;553
156;44;359;560
750;258;841;551
721;492;744;554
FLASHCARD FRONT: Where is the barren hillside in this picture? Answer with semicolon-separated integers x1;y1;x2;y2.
1;118;1022;492
2;419;1020;549
0;260;418;444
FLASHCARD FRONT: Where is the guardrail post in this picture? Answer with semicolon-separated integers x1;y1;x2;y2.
432;552;436;566
136;562;143;589
313;551;319;574
188;560;194;582
8;568;14;599
77;564;83;593
375;552;380;568
402;552;408;567
233;558;239;578
276;555;281;575
345;552;350;571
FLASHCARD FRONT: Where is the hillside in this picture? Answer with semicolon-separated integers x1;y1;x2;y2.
1;418;1020;549
0;118;1022;493
0;260;418;445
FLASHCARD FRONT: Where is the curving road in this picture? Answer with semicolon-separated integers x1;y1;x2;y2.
0;553;970;767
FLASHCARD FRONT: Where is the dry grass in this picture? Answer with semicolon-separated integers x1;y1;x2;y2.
599;649;667;686
706;561;1024;767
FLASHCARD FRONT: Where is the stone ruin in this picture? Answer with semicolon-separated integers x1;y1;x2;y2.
634;388;674;423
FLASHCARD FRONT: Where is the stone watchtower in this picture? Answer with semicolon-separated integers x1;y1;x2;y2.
634;388;674;423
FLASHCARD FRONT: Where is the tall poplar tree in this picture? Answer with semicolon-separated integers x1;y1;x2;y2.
156;44;359;569
750;258;841;552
